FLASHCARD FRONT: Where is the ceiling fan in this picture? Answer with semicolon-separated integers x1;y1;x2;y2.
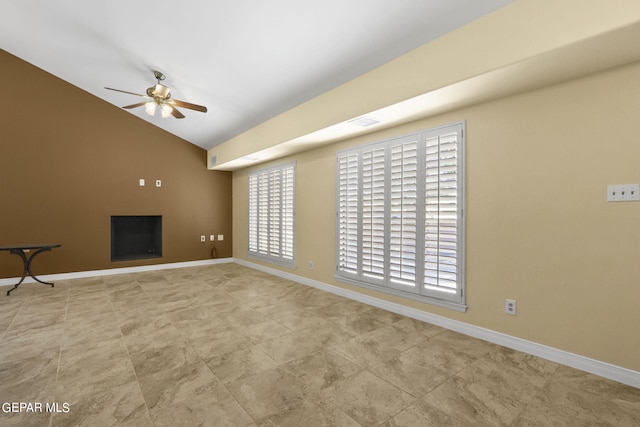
105;71;207;119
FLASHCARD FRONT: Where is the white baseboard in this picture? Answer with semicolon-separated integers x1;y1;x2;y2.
234;258;640;389
2;257;637;388
0;258;234;287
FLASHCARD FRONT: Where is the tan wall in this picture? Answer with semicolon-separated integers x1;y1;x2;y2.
0;51;232;277
233;61;640;372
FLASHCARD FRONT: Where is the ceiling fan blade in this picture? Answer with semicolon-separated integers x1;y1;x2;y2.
122;102;147;109
171;99;208;113
170;106;185;119
104;87;146;97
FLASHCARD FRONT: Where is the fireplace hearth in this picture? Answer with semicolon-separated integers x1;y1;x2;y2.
111;215;162;262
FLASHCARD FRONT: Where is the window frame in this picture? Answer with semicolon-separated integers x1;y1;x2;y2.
248;161;296;268
335;122;466;312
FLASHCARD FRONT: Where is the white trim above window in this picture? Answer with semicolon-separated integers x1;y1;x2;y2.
248;162;296;267
336;122;466;311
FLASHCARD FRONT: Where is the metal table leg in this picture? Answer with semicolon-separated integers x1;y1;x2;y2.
6;247;54;295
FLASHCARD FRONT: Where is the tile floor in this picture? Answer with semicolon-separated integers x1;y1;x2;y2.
0;263;639;426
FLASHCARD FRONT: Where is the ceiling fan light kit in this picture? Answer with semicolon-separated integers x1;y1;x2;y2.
144;101;173;118
105;71;207;119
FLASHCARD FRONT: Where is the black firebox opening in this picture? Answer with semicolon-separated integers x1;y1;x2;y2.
111;215;162;262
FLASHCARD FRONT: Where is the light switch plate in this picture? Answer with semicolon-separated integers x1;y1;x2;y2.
607;184;640;202
139;179;145;186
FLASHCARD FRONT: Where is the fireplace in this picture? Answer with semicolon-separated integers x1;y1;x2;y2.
111;215;162;262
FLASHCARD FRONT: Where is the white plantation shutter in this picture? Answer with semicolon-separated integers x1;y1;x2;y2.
257;172;270;255
248;162;295;267
361;146;385;281
337;153;359;275
268;171;281;256
248;174;258;253
389;138;418;288
424;131;459;296
336;122;465;311
281;166;295;261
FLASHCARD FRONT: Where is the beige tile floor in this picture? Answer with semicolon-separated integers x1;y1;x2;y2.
1;263;638;426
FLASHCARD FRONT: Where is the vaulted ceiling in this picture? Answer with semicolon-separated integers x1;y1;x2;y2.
0;0;514;151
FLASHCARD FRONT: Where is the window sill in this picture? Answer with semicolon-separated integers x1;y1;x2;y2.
335;275;468;313
248;252;296;269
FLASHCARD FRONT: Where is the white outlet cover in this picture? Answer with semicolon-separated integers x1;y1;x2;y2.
210;235;215;241
217;235;224;241
156;180;162;187
200;235;205;242
607;184;640;202
505;299;517;315
139;179;145;186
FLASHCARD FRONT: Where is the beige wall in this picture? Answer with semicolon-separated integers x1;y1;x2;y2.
234;61;640;372
0;51;233;277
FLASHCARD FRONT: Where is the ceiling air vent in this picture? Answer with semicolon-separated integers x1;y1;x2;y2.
347;116;380;127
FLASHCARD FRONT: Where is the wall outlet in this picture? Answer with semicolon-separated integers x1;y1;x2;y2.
505;299;517;316
210;235;215;241
200;235;206;242
308;261;313;270
139;179;145;186
156;180;162;187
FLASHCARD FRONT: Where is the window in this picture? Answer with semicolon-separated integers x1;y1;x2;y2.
336;122;466;311
248;162;295;267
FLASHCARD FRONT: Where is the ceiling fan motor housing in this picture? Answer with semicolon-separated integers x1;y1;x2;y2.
147;84;171;99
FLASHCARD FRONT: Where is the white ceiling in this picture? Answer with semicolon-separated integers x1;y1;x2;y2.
1;0;514;151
